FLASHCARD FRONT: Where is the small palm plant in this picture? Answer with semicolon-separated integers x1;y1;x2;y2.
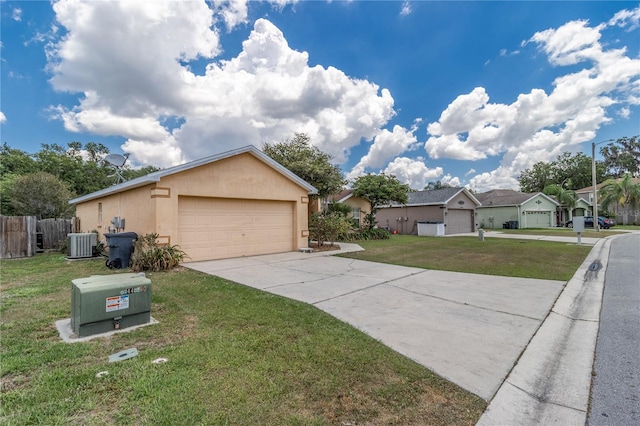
131;233;188;272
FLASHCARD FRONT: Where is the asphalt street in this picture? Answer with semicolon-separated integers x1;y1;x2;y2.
588;233;640;426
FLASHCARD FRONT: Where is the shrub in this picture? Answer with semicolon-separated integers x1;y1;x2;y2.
341;228;391;241
131;233;188;272
310;212;352;246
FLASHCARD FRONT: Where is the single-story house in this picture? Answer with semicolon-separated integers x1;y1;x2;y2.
69;146;317;262
475;190;560;229
376;187;480;235
555;198;591;227
325;190;371;228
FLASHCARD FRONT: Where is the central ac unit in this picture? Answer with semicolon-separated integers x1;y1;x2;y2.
67;233;97;259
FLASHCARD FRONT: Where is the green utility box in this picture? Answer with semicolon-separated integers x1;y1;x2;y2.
71;273;151;337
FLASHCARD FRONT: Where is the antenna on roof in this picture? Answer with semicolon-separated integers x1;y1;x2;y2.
104;153;130;184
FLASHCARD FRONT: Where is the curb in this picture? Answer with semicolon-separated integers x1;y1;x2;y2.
476;236;616;425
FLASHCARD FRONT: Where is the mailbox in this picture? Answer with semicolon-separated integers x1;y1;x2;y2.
71;273;151;337
572;216;585;233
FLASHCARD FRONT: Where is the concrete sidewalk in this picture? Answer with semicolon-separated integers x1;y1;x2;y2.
186;243;565;401
451;230;601;245
477;236;615;425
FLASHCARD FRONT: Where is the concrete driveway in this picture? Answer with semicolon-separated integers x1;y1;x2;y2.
186;244;565;401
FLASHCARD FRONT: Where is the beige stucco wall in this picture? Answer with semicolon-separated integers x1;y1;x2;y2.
157;153;309;249
75;184;156;241
343;196;371;228
74;152;310;253
447;191;477;211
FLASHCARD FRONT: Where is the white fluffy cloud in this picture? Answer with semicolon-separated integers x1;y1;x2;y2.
47;1;394;168
42;1;639;191
0;111;6;124
346;122;421;180
428;10;640;191
12;8;22;22
382;157;444;190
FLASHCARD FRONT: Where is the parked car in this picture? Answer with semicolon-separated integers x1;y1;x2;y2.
565;216;615;229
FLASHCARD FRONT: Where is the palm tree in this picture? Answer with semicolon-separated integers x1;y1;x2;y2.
598;174;640;225
543;184;578;225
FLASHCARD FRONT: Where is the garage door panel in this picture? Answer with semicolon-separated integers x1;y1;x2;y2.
179;197;294;261
446;209;474;234
525;211;551;227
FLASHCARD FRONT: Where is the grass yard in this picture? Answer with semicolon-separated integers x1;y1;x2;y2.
340;235;592;281
1;253;485;425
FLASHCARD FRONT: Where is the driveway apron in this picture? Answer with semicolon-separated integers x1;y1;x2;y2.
186;251;565;401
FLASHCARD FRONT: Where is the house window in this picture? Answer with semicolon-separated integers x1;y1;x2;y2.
98;203;103;224
352;207;361;227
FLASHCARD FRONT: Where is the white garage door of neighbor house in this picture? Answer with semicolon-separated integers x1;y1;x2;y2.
525;211;552;227
446;209;474;234
179;197;294;261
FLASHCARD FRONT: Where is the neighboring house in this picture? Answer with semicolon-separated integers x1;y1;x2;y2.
575;177;640;225
553;197;591;226
376;188;480;235
69;146;317;262
475;190;560;229
326;190;370;228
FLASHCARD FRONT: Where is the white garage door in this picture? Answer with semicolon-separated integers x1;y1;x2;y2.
525;211;552;228
179;197;294;261
446;209;474;234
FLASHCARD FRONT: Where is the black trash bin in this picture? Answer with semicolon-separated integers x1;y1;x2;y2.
508;220;519;229
105;232;137;269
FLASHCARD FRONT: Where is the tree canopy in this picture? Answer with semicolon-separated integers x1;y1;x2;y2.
1;142;159;217
519;152;606;192
351;173;409;229
424;180;453;191
518;136;639;193
600;136;640;178
7;172;75;219
262;133;345;199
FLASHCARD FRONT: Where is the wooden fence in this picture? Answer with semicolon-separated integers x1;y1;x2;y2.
1;216;37;259
0;217;80;259
37;218;79;250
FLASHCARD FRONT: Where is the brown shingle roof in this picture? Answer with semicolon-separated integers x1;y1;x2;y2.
475;189;538;206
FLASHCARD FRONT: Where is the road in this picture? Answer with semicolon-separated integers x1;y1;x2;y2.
588;233;640;425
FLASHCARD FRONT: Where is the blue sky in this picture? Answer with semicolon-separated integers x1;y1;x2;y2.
2;1;639;192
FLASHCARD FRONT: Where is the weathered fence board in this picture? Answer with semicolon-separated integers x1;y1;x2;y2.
0;216;37;259
37;218;76;250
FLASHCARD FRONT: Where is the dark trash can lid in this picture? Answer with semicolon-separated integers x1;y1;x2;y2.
104;232;138;239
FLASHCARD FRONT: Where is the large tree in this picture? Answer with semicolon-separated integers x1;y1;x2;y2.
598;173;640;225
0;143;38;177
351;173;410;229
519;152;606;192
424;180;453;190
262;133;345;199
1;142;160;197
600;136;640;178
7;172;75;219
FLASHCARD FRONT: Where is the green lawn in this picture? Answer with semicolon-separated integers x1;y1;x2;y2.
1;253;485;425
340;235;592;281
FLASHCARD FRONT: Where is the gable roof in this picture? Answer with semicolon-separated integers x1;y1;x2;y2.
70;145;317;205
385;187;480;207
475;189;559;207
575;177;640;193
329;189;355;203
